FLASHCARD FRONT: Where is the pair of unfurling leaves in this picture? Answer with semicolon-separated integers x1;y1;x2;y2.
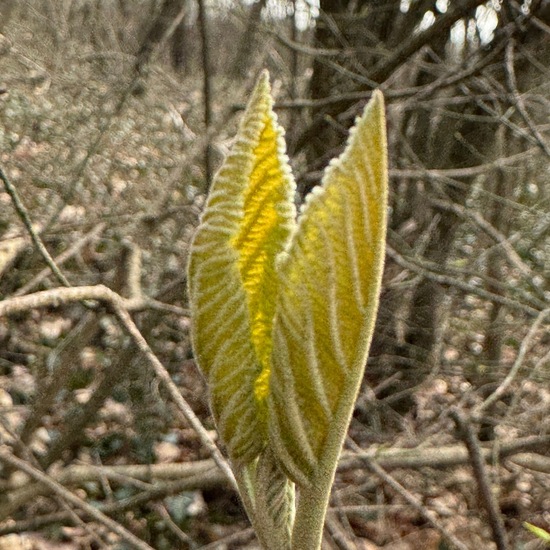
187;71;388;549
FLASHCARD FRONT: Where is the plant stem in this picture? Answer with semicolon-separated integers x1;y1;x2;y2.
234;465;273;550
291;474;333;550
290;352;374;549
290;397;355;548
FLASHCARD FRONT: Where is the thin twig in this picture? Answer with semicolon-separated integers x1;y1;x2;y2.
428;197;533;279
504;39;550;159
14;222;106;296
450;409;509;550
0;284;236;492
507;346;550;417
155;503;197;548
0;165;71;287
386;244;541;317
55;496;109;549
387;232;545;311
197;0;213;186
473;308;550;415
198;527;256;550
388;150;540;212
325;513;356;550
3;437;548;520
0;285;187;317
232;39;505;113
0;447;154;550
348;438;469;550
109;302;237;492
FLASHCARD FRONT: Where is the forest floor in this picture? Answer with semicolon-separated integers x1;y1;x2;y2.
0;15;549;550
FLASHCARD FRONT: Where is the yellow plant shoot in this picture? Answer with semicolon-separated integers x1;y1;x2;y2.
187;70;387;550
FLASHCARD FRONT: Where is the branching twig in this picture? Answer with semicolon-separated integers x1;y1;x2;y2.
387;231;545;312
348;439;469;550
473;308;550;415
508;346;550;417
14;223;106;297
386;244;541;317
0;284;236;492
428;197;533;279
108;301;237;492
0;165;71;287
3;436;547;522
0;447;154;550
369;0;487;84
231;40;506;113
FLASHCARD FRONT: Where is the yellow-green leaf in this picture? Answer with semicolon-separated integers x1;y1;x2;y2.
187;71;296;464
524;522;550;542
253;447;295;549
268;91;388;485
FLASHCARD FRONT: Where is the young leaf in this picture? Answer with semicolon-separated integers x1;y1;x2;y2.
253;448;295;549
268;91;388;485
187;72;296;464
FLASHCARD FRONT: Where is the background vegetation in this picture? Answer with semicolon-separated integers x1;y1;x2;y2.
0;0;549;548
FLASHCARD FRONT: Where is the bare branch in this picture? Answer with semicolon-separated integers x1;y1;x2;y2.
510;453;550;474
386;244;541;317
0;284;236;492
339;435;550;472
0;284;187;317
450;409;509;550
2;436;547;524
347;438;469;550
370;0;488;84
0;447;155;550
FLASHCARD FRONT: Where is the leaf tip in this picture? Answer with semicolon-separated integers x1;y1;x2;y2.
252;70;271;102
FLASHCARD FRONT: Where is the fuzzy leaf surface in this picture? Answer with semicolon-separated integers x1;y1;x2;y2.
187;72;296;463
268;91;388;484
252;448;295;549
